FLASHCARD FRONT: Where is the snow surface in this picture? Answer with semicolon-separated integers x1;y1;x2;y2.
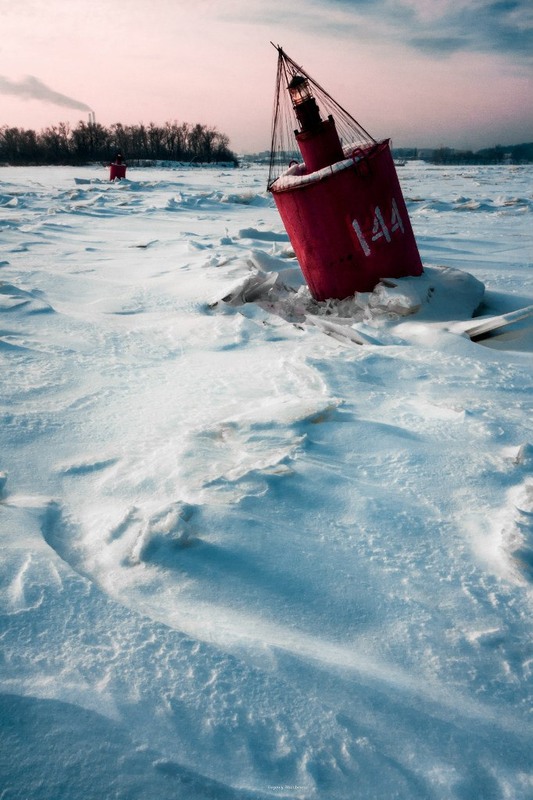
1;161;532;800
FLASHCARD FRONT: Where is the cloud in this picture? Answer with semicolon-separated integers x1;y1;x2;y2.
405;0;533;57
233;0;533;61
0;76;93;111
328;0;533;58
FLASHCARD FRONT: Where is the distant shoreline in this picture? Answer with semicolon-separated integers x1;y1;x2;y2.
240;142;533;166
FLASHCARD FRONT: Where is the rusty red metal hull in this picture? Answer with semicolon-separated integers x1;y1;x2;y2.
109;163;127;180
271;140;423;300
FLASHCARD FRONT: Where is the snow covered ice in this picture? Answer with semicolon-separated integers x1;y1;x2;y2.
1;161;532;799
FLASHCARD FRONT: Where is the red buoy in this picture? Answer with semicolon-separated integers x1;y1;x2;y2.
268;48;423;301
109;153;127;181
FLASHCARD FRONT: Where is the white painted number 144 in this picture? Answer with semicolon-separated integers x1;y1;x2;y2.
352;198;405;256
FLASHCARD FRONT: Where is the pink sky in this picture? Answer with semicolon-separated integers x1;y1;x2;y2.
1;0;532;153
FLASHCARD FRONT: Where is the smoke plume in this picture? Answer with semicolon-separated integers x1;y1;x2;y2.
0;75;92;112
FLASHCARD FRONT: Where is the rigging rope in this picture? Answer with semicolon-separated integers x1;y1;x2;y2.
267;45;376;189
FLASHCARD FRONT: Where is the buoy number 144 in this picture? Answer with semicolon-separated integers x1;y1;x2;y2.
351;198;405;257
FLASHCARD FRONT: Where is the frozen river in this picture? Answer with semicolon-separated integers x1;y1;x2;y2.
1;161;532;799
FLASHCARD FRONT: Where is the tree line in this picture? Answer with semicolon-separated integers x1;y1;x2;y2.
0;120;237;165
430;142;533;165
393;142;533;165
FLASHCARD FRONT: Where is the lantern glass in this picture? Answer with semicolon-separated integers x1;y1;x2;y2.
288;76;313;106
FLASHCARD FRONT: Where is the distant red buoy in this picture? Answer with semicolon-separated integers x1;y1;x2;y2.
109;153;127;181
268;47;423;301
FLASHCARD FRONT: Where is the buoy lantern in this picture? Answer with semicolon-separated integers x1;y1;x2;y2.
110;153;127;181
268;47;423;300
